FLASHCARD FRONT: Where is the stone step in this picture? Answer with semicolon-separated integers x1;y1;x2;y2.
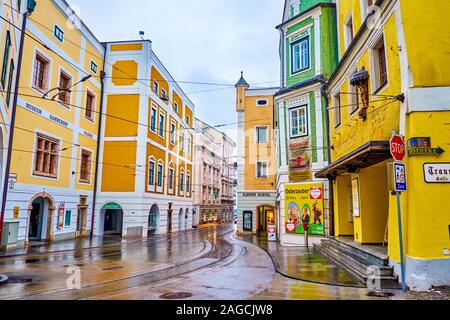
323;238;389;267
314;243;400;289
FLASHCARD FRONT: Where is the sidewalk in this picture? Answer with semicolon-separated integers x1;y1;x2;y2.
0;235;133;258
237;233;365;287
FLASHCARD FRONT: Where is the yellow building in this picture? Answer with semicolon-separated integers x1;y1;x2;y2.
235;73;278;234
0;0;104;246
96;40;195;237
316;0;450;290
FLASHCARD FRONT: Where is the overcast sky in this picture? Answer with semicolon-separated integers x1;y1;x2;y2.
66;0;282;143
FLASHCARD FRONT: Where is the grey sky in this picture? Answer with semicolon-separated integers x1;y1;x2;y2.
66;0;282;142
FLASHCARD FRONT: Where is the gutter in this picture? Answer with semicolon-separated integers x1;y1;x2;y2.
90;46;107;238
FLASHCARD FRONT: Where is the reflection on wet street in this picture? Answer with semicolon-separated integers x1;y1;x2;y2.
239;233;363;287
0;224;394;300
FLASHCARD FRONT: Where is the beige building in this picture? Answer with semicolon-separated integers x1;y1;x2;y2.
193;118;235;225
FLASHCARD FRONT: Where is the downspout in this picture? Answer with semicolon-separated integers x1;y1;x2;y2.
0;11;29;243
90;46;107;238
320;80;335;237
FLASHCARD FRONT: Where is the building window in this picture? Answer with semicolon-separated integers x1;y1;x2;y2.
54;25;64;42
345;15;354;48
180;173;185;192
170;122;176;144
5;59;14;107
186;115;190;126
181;133;185;151
150;107;157;132
34;134;59;178
161;89;167;100
373;37;388;91
148;160;155;186
153;81;159;94
1;31;11;88
291;36;310;74
58;70;72;106
85;90;95;121
79;149;92;183
333;93;342;128
290;106;308;138
157;163;163;188
90;61;97;74
349;76;359;115
256;126;268;144
168;168;174;191
256;99;268;107
257;161;268;178
33;53;50;91
174;102;178;113
186;174;191;194
159;111;165;137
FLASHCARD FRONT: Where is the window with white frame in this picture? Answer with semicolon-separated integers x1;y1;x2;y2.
181;132;185;151
344;15;354;49
186;174;191;195
256;126;268;144
161;89;167;100
170;121;176;144
58;70;72;106
32;52;50;91
291;36;310;74
54;25;64;42
289;106;308;138
153;81;159;94
174;102;179;113
372;36;388;92
150;106;157;132
148;159;155;188
256;99;268;107
333;93;342;128
180;172;185;192
349;75;359;115
186;115;190;126
257;161;268;178
157;163;163;188
168;167;175;192
159;111;165;137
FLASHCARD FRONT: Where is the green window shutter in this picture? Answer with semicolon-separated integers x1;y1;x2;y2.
1;31;11;88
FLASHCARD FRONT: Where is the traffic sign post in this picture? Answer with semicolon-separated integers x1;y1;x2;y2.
390;132;407;291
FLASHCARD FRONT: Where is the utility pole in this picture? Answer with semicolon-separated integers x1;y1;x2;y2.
0;1;36;244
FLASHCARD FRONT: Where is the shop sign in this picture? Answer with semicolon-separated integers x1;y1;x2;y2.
424;163;450;183
102;202;122;210
13;206;20;220
288;137;312;182
408;137;431;149
239;192;273;198
408;147;445;157
268;225;277;241
57;202;65;230
8;174;17;190
394;162;407;192
243;211;253;231
285;183;324;235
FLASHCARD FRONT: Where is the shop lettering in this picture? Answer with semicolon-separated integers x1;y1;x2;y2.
50;115;69;127
285;189;309;194
241;192;271;197
25;103;43;115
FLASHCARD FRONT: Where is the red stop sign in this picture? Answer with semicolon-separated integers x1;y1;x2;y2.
390;135;406;161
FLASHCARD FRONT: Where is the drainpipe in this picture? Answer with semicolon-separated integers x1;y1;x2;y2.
90;47;107;238
320;80;335;237
0;8;32;243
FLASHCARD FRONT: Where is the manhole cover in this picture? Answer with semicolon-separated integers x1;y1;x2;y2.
102;266;123;271
7;276;33;284
160;292;193;300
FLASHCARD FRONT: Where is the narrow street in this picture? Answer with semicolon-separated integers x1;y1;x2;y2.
0;224;396;300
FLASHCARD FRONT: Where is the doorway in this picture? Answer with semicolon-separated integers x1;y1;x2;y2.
28;198;46;241
167;203;173;233
76;206;88;237
257;205;274;233
178;209;184;231
148;204;160;236
103;209;123;235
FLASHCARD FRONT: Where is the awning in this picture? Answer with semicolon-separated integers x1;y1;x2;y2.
315;141;391;179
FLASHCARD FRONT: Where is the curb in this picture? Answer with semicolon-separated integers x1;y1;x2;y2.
0;274;8;285
234;233;369;289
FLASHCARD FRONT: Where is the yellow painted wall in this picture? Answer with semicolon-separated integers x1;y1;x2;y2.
333;175;354;236
110;43;142;52
101;141;136;192
244;94;276;191
104;94;139;137
111;60;138;86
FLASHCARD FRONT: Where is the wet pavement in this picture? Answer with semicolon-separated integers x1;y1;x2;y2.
0;224;447;300
239;233;363;287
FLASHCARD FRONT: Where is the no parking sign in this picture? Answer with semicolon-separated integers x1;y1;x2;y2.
394;162;407;192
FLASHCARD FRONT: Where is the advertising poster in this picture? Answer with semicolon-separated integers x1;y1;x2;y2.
285;183;324;235
268;225;277;241
288;137;312;182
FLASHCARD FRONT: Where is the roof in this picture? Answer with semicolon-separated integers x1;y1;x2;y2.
235;71;250;88
275;75;325;96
